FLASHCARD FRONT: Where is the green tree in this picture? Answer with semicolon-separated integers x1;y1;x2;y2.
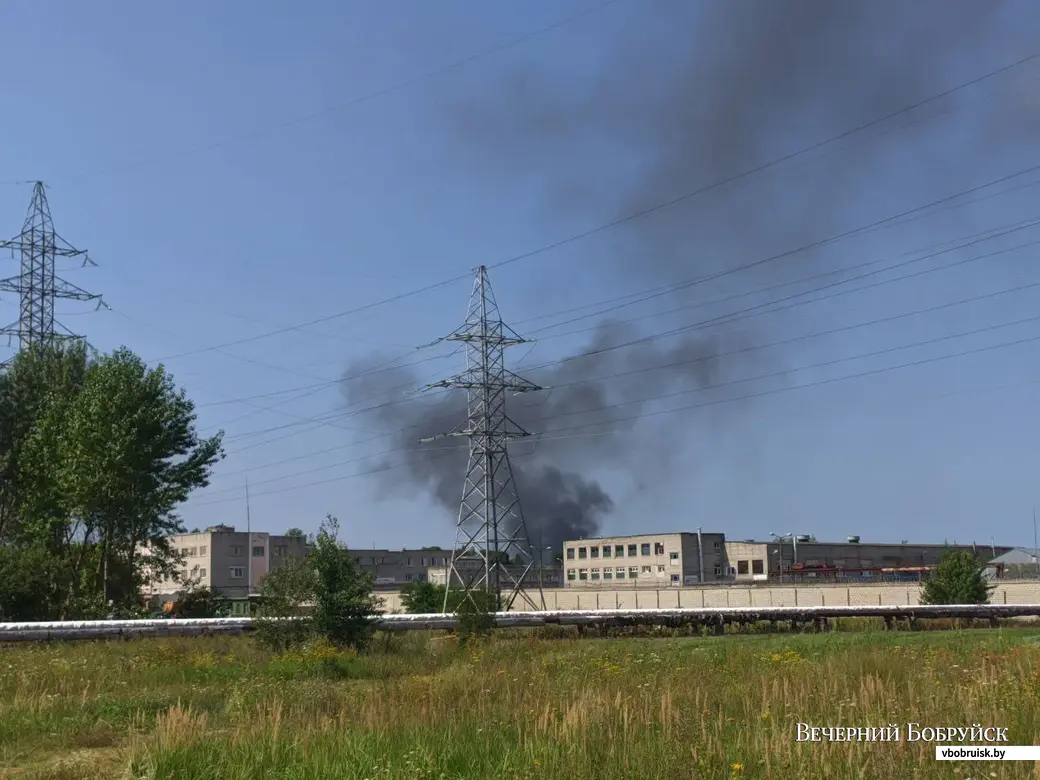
285;527;305;538
0;342;90;546
0;343;222;619
922;549;994;605
167;570;230;619
254;515;378;652
400;580;447;613
254;555;318;652
310;515;378;650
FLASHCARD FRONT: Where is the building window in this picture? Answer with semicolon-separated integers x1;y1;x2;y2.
199;545;207;555
738;560;749;575
657;565;665;573
641;565;651;573
229;567;245;579
616;568;626;579
603;570;612;580
230;546;243;556
629;567;639;579
252;546;265;557
654;542;665;555
713;565;722;576
752;559;764;575
578;568;588;580
615;545;624;557
590;546;599;558
578;547;587;560
199;568;207;578
405;573;415;581
713;540;721;549
406;557;412;566
640;543;650;556
602;546;612;558
730;566;737;575
628;544;637;556
567;569;576;581
566;548;575;560
670;574;680;584
669;552;679;563
591;568;600;580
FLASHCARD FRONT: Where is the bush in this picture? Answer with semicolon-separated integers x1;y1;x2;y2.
168;577;230;619
400;581;446;614
309;516;378;650
253;515;377;653
922;549;994;605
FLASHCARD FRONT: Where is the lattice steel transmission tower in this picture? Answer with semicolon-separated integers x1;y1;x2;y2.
421;265;546;613
0;181;105;363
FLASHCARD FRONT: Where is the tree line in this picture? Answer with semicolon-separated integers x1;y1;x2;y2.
0;343;223;620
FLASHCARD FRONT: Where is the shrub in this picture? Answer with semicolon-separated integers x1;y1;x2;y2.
254;515;377;653
309;516;378;651
921;549;994;605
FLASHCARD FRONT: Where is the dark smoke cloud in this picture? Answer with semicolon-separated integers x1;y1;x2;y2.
348;0;1040;548
344;324;758;550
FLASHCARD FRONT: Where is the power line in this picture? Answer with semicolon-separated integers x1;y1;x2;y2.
204;221;1040;446
187;330;1040;509
199;280;1040;491
146;54;1040;363
57;0;622;184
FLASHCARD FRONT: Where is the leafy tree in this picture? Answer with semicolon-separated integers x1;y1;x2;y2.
0;544;69;620
285;528;305;538
167;571;230;618
254;555;318;652
254;515;378;652
310;515;378;650
0;342;90;545
400;581;447;613
30;348;223;611
0;343;222;619
922;549;994;605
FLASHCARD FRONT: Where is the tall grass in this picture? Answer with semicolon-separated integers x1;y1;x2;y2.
1;628;1037;778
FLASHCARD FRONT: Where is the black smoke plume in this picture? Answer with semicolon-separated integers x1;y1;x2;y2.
347;0;1040;549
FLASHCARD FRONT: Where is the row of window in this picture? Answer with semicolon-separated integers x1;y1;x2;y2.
566;540;723;561
181;545;287;558
568;565;663;580
567;542;663;560
567;567;685;584
353;556;445;567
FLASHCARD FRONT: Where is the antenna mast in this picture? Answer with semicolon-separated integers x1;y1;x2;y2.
421;265;545;613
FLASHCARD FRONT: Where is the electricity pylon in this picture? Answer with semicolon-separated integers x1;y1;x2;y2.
0;181;105;364
421;265;545;613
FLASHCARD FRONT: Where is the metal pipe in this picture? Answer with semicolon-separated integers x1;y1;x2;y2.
1;603;1035;642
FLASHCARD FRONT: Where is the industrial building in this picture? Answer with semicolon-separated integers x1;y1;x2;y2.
141;525;310;599
563;532;728;586
563;532;1013;587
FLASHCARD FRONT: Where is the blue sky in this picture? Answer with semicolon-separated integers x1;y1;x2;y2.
2;0;1040;551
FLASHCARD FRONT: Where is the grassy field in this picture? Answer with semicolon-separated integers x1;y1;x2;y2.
1;625;1038;779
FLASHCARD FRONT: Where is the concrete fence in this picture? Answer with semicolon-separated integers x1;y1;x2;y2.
376;580;1040;613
